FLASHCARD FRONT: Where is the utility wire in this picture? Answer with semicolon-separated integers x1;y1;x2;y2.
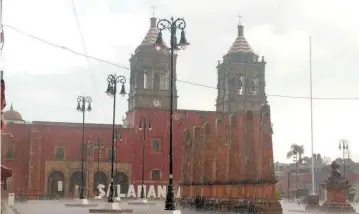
4;24;359;101
70;0;105;117
4;24;128;69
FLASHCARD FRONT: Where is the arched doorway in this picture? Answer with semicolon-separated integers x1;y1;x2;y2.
93;171;108;191
47;171;65;197
115;171;129;194
69;171;85;195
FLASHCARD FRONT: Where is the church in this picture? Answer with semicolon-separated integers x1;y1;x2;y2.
1;16;274;202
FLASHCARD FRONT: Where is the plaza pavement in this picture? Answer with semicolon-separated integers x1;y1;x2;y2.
7;199;359;214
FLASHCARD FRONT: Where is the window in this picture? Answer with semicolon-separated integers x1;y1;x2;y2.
251;77;258;95
153;73;160;89
151;139;162;152
151;169;161;180
6;150;14;159
5;140;15;160
144;70;153;89
107;148;117;161
55;147;65;160
160;72;169;90
6;146;14;159
237;76;244;95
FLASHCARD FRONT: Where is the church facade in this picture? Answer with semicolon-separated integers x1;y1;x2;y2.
1;16;275;202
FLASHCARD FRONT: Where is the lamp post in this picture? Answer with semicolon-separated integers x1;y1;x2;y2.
86;140;93;198
139;116;152;201
155;17;189;211
293;152;298;199
76;96;92;201
114;130;123;201
105;74;126;203
339;139;349;176
94;140;103;198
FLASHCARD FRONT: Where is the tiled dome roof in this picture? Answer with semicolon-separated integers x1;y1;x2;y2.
140;17;168;48
3;104;23;121
228;25;254;54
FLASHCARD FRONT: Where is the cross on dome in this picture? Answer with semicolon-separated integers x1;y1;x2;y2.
151;5;156;17
237;13;243;25
228;14;256;54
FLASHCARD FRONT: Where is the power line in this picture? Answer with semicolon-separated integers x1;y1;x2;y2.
70;0;106;117
4;24;129;69
4;24;359;101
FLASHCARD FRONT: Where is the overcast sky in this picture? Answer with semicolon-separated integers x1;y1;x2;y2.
1;0;359;163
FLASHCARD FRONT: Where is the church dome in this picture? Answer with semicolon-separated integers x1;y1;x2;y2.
137;17;168;50
3;104;23;121
228;25;254;54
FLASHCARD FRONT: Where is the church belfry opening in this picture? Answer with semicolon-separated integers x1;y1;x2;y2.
128;17;178;111
216;23;267;113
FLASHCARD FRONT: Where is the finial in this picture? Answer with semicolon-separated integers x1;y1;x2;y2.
237;12;243;26
151;5;156;17
150;6;157;28
236;13;244;36
10;103;13;110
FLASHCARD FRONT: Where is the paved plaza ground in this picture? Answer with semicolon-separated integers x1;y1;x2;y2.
6;199;359;214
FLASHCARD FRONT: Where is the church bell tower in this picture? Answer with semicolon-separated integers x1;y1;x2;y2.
128;17;178;111
216;23;267;113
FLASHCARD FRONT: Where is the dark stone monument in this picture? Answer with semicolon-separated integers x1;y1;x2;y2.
319;161;356;213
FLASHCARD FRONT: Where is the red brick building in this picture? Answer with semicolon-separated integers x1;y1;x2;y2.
1;17;271;199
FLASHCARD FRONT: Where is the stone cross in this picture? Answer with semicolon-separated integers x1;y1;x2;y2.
237;13;243;25
151;5;156;17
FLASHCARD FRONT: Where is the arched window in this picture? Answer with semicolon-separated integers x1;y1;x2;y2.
203;123;211;142
183;129;191;145
245;109;253;120
229;114;236;127
193;126;201;140
215;118;222;132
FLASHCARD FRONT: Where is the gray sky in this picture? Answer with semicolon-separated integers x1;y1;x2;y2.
1;0;359;162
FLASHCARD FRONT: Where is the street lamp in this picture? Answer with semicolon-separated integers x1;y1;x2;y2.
114;130;123;201
139;116;152;202
339;139;349;176
105;74;126;203
76;96;92;201
155;17;189;211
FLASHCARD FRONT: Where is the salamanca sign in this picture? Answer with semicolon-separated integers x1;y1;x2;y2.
97;184;181;199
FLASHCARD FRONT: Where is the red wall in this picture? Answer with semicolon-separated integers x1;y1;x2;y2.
1;123;31;194
2;108;223;196
2;108;277;196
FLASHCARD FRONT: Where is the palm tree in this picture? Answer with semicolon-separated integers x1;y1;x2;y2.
286;144;304;193
286;144;304;163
